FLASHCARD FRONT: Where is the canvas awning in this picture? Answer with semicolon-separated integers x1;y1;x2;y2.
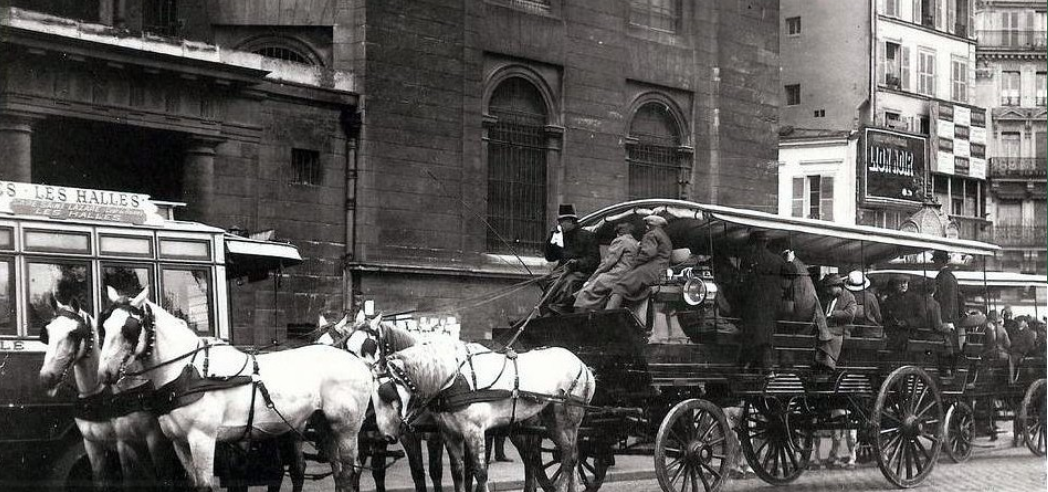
225;235;302;279
869;270;1047;289
579;199;1000;267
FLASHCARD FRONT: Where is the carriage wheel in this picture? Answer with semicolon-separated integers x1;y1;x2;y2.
1019;378;1047;456
872;366;943;488
738;397;812;485
536;437;608;492
943;401;974;463
654;399;735;492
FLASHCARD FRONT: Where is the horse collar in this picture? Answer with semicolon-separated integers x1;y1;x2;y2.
386;359;418;393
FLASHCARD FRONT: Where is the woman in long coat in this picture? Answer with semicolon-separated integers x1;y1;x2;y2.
606;215;672;309
574;222;640;312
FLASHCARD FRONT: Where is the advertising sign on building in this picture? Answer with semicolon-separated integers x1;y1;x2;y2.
930;101;988;179
860;127;927;205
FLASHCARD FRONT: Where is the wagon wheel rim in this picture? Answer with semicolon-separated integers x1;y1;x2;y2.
943;401;975;463
739;397;812;485
1020;379;1047;457
655;399;734;492
873;366;943;488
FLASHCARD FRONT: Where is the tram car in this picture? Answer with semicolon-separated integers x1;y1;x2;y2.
0;182;301;490
500;199;1045;492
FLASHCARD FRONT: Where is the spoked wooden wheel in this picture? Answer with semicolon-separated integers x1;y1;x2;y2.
1019;378;1047;456
537;437;608;492
943;401;975;463
872;366;943;488
739;397;813;484
654;399;735;492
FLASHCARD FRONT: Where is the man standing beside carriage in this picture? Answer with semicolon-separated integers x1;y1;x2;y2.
737;231;787;373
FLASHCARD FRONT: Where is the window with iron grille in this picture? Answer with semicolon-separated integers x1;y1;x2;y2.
253;46;315;65
291;149;322;186
786;17;802;35
143;0;179;37
487;78;549;255
627;103;682;200
629;0;680;33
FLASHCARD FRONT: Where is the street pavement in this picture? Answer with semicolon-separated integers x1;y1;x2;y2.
285;431;1045;492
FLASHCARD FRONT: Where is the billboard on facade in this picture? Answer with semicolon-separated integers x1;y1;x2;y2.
930;101;988;179
860;127;927;206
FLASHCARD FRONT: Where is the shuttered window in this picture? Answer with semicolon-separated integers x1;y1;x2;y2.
627;103;683;200
791;175;834;221
487;78;549;255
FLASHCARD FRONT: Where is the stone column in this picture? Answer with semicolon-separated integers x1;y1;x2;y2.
181;137;224;224
0;113;39;183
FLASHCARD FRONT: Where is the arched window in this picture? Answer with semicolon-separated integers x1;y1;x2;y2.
237;36;323;66
627;102;684;200
486;77;549;255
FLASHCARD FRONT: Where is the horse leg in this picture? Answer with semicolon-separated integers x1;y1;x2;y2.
82;439;112;491
509;433;539;492
463;429;489;492
551;403;585;492
116;439;153;490
169;438;196;489
287;437;306;492
427;434;445;492
326;426;362;492
443;430;467;492
145;430;183;491
400;432;426;492
370;440;388;492
186;430;219;491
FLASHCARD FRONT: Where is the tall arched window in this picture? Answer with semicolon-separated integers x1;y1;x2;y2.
627;102;685;200
486;77;549;255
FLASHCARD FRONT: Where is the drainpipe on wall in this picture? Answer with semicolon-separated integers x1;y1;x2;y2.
340;102;363;314
869;0;878;125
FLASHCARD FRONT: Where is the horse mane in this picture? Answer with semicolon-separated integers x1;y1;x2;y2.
387;341;461;399
380;322;419;352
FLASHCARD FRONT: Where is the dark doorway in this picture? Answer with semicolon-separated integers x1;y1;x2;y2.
32;119;185;201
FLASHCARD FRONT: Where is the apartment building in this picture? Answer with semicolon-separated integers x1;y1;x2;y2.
779;0;988;243
975;1;1047;274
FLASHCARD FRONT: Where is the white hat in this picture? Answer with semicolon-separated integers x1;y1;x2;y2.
844;270;871;292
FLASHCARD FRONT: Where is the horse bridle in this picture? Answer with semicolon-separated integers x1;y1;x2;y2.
40;308;95;360
99;301;156;363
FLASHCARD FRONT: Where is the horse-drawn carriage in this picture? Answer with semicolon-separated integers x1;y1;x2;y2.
498;199;1045;492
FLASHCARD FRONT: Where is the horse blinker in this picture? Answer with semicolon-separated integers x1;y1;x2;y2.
377;381;400;404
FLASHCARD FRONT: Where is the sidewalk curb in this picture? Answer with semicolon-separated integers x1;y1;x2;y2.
378;468;658;492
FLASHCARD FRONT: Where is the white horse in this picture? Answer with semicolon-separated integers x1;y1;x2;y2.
371;341;595;492
96;287;373;491
318;312;448;492
38;295;181;490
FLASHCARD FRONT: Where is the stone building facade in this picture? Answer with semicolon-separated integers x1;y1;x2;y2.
2;0;782;341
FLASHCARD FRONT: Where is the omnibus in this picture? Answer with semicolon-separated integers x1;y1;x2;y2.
0;181;301;489
869;269;1047;320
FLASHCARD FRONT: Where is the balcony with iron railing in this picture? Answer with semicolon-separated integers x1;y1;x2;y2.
994;224;1048;248
977;30;1048;50
950;215;994;243
990;157;1048;179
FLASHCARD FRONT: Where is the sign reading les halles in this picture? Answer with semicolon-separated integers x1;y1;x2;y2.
0;181;165;225
861;127;927;205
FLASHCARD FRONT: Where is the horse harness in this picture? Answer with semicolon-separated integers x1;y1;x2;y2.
387;347;591;429
74;382;155;422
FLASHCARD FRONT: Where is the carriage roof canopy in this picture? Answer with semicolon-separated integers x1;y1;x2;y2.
579;199;999;266
868;270;1047;288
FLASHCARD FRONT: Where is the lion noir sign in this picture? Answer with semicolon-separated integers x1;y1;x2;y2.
862;127;926;205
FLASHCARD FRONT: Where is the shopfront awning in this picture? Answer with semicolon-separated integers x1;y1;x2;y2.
225;234;302;279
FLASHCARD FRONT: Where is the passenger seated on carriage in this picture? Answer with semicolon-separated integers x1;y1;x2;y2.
882;275;923;350
844;271;883;338
606;215;672;310
982;311;1011;360
542;204;600;315
814;273;857;372
574;222;639;313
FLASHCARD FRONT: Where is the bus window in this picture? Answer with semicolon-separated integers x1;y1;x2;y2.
159;239;210;260
102;264;154;308
24;230;91;254
26;261;93;333
0;227;13;251
0;258;13;336
100;235;153;258
161;267;212;335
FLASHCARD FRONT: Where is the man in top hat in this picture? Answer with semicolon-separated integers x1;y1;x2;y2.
606;214;673;310
815;273;857;371
737;231;788;372
845;271;882;338
543;204;600;314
